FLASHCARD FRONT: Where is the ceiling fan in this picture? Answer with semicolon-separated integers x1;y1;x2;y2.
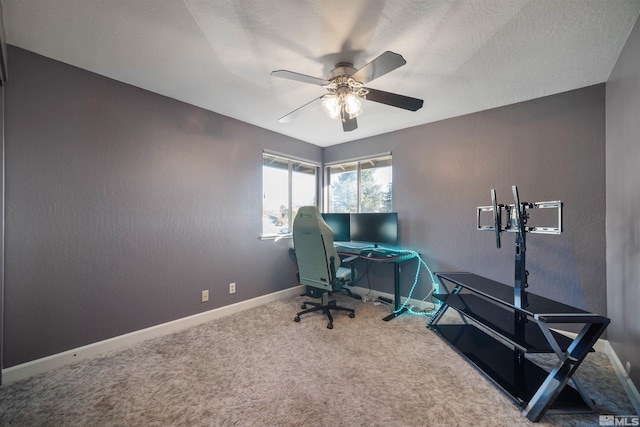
271;51;424;132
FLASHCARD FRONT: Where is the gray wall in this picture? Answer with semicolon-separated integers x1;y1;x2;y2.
4;46;320;367
1;84;4;382
3;43;621;373
0;0;6;386
325;84;607;322
606;16;640;386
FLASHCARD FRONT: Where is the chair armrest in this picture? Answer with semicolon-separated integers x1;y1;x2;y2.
340;255;358;285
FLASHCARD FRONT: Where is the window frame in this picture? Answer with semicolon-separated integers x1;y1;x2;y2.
324;153;393;214
261;151;320;239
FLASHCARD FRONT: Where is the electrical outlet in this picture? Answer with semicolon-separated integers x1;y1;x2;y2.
201;290;209;302
626;361;632;375
229;282;236;294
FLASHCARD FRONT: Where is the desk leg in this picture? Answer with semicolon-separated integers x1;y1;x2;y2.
383;263;407;321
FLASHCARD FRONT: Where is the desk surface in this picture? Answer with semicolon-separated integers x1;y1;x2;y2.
335;245;417;263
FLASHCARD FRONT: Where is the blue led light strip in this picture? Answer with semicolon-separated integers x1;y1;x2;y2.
336;242;441;317
374;246;441;317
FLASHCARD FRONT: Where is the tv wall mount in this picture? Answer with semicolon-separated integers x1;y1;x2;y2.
476;185;563;309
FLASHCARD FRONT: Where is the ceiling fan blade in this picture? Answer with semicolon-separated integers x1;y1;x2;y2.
350;51;406;84
363;88;423;111
277;96;323;123
342;114;358;132
271;70;330;86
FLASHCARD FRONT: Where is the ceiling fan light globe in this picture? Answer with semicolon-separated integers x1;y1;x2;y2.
322;95;341;119
348;110;361;120
344;93;361;115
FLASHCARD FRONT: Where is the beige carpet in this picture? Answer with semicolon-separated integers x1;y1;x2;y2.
0;294;635;426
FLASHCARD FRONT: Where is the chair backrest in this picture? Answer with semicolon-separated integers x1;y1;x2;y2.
293;206;341;292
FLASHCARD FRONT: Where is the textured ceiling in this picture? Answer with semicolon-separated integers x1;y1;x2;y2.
3;0;640;147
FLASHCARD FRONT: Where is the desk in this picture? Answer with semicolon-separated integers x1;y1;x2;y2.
336;247;418;321
429;272;609;422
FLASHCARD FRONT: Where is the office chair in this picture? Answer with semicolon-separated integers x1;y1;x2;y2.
292;206;356;329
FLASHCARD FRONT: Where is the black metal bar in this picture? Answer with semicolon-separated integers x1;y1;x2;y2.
383;263;406;321
523;321;609;421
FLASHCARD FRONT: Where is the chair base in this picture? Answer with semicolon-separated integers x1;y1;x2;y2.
302;285;360;301
294;292;355;329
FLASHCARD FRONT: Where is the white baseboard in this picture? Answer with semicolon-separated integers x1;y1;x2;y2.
2;285;305;385
602;340;640;416
550;329;639;414
348;286;438;313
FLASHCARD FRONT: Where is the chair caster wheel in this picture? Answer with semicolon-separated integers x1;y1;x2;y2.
349;313;355;318
294;316;300;322
301;304;307;309
327;323;333;329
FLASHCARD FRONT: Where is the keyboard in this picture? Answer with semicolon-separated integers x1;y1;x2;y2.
334;242;372;254
335;243;399;259
360;249;395;258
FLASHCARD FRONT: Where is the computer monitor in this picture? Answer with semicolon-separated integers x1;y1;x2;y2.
350;212;398;246
321;213;351;242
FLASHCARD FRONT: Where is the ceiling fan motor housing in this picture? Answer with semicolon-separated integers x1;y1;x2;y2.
328;62;357;80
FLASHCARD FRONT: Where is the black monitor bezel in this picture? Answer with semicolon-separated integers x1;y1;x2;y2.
321;213;351;242
349;212;399;246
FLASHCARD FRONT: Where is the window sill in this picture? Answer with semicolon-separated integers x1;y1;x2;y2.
259;234;293;241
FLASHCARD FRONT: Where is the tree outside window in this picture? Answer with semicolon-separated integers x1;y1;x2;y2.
327;155;392;213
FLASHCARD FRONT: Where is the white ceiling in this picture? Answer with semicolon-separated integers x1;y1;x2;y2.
3;0;640;147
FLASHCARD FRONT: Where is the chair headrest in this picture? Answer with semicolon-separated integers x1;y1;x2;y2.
293;206;323;230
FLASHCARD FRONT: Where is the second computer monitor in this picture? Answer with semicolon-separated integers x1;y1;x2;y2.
321;213;351;242
350;212;398;246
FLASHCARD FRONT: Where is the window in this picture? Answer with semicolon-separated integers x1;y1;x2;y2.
262;152;318;237
326;154;392;213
